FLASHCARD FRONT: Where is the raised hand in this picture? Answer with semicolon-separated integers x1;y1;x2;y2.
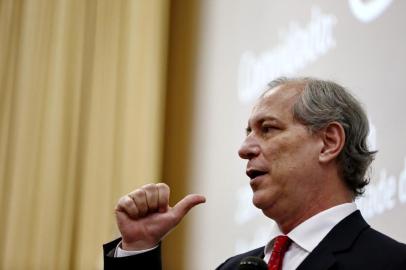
115;183;206;251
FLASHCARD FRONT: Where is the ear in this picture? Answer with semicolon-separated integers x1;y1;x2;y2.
319;122;345;163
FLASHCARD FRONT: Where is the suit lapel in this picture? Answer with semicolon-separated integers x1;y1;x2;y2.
296;246;336;270
296;210;369;270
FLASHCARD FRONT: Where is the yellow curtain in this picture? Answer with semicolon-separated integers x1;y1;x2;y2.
161;1;201;269
0;0;169;269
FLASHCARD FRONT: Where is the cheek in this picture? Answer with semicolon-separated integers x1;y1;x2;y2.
267;144;297;170
267;141;319;180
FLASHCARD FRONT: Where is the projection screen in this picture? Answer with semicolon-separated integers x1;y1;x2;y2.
180;1;406;269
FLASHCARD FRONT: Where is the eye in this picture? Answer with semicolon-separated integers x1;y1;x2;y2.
261;124;276;134
245;127;252;136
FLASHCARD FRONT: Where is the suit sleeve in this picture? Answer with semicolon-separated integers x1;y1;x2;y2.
103;238;162;270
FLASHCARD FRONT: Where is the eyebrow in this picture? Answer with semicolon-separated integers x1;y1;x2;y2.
250;115;280;125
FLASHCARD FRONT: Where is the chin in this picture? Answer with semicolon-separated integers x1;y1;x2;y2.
252;194;270;210
252;193;278;216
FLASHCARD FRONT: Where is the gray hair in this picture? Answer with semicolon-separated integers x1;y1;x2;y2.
266;77;376;197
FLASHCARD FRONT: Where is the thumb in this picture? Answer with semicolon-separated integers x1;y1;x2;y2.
171;194;206;223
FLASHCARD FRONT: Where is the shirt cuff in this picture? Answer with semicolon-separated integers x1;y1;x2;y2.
114;241;159;257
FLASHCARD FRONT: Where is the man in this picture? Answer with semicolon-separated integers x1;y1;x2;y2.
104;77;406;269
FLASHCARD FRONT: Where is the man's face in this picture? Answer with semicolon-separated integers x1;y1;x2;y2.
238;85;323;222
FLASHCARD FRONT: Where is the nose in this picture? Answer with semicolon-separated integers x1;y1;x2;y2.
238;135;260;160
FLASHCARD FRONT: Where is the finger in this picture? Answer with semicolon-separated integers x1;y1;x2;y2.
143;183;159;211
172;194;206;224
157;183;170;212
115;195;139;219
129;189;148;217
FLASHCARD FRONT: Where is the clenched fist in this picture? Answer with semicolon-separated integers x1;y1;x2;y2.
115;183;206;251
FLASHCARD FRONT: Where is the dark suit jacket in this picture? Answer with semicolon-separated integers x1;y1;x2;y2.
104;211;406;269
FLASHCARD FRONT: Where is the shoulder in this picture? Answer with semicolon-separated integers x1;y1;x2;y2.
215;246;264;270
357;226;406;255
300;210;406;270
339;211;406;254
336;227;406;269
332;211;406;269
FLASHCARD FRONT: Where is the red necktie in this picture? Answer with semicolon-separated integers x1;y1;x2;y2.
267;235;292;270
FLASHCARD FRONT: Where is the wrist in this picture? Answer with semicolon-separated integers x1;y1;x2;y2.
121;239;158;251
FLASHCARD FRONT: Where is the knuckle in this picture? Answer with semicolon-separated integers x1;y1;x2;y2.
133;189;146;198
117;196;134;209
156;182;168;191
156;182;169;190
117;196;129;206
144;185;158;196
142;183;156;190
122;196;134;208
157;184;170;197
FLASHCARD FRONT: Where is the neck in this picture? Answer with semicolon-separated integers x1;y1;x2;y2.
276;196;353;234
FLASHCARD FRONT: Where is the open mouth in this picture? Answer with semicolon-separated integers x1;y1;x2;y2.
246;169;267;180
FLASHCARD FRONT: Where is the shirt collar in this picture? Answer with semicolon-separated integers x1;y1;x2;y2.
264;202;357;254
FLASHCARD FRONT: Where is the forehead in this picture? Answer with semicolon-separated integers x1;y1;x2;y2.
249;85;302;123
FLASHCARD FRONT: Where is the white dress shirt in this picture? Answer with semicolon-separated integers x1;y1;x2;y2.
263;202;357;270
115;202;357;268
115;242;158;257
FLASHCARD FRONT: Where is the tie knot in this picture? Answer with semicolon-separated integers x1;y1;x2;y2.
272;235;291;253
268;235;292;270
